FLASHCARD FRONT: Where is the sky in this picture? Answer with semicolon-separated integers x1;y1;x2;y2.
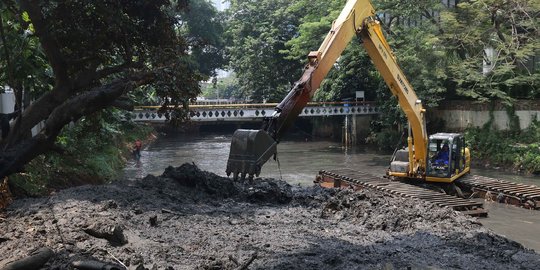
211;0;230;11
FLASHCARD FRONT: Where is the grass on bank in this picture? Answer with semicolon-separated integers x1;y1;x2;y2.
8;111;154;197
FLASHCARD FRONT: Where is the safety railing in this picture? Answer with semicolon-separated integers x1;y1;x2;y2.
129;102;378;122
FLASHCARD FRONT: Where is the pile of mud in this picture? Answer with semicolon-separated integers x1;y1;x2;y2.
1;163;539;269
161;163;293;204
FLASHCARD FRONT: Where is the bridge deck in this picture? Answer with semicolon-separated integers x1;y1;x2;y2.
131;103;378;122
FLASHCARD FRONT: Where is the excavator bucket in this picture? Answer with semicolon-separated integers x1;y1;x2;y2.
226;129;277;180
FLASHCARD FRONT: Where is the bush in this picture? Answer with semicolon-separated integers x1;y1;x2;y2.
366;128;403;152
9;110;154;196
464;120;540;174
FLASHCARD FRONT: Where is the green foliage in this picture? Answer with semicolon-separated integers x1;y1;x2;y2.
465;119;540;174
225;0;538;172
10;111;154;196
201;74;241;100
376;0;446;17
365;127;403;151
441;0;540;102
225;0;306;102
0;0;220;130
389;26;448;108
36;0;202;113
8;162;48;196
108;0;226;107
282;0;344;63
179;0;226;78
368;0;453;138
282;0;379;102
317;46;378;101
505;105;521;133
282;0;451;136
520;148;540;174
0;1;52;97
224;0;538;135
0;0;230;180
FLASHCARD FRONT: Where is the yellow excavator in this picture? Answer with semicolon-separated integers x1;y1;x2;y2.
226;0;470;183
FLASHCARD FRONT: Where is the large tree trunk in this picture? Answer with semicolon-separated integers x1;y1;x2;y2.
0;0;192;182
0;73;153;180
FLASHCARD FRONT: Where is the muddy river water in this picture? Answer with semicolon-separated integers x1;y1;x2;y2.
124;132;540;252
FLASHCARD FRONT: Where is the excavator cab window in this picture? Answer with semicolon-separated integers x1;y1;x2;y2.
459;137;466;171
427;139;453;178
454;136;467;172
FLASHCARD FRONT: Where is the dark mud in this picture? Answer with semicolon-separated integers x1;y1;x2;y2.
1;163;539;269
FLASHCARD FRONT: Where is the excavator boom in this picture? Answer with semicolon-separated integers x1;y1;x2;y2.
226;0;428;180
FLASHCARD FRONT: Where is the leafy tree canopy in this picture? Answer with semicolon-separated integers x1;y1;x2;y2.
441;0;539;103
0;0;224;178
225;0;306;102
201;74;241;100
179;0;226;78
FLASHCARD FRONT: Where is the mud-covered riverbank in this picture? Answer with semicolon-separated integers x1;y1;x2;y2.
1;164;539;269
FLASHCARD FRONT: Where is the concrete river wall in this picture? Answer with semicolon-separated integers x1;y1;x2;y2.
433;100;540;131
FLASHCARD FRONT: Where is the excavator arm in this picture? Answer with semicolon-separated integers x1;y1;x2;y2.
226;0;428;180
360;17;428;177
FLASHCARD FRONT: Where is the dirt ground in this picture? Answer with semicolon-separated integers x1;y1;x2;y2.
1;163;539;269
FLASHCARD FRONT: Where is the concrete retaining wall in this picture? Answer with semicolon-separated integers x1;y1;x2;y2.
433;100;540;131
352;115;372;144
310;115;374;144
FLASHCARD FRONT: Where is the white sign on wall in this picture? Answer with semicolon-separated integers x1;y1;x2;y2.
355;91;365;100
0;90;15;114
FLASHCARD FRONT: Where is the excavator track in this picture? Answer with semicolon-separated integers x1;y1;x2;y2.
456;174;540;210
318;169;488;217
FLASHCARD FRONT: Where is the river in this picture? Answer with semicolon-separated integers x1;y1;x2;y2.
123;132;540;252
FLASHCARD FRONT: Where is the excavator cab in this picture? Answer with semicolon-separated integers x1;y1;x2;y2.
426;133;470;182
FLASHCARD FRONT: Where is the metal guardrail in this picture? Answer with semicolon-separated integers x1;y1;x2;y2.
130;103;378;123
137;101;375;109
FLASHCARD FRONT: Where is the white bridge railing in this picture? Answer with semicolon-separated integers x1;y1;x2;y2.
130;102;378;123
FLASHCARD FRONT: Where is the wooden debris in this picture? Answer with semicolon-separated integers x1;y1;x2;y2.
1;247;53;270
238;252;258;270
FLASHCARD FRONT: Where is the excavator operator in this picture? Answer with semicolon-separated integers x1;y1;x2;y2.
433;143;450;166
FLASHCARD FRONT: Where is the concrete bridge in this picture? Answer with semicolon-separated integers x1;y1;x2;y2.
130;102;379;123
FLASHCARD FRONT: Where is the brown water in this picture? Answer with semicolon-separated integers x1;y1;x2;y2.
123;132;540;252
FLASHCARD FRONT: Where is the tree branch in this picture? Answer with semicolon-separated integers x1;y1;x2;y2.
4;60;152;147
0;13;14;90
4;1;73;146
44;72;154;137
3;84;71;147
0;9;23;119
19;0;69;84
0;72;154;179
111;98;134;111
73;61;143;90
422;9;444;35
491;9;506;43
